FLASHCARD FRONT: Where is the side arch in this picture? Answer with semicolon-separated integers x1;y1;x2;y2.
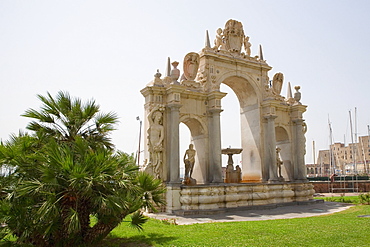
275;126;293;181
179;114;209;184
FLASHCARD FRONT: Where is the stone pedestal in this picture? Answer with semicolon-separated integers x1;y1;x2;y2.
172;182;315;214
182;177;197;185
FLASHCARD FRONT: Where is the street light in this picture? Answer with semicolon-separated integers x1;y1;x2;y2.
136;116;142;167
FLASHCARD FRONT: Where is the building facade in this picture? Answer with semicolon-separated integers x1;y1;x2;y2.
307;135;370;177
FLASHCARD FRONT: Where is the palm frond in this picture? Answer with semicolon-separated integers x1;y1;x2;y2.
129;211;148;231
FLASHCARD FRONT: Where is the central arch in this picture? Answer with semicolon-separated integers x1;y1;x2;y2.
221;75;262;182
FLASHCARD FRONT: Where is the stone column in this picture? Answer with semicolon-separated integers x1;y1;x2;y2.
167;104;181;184
264;115;278;182
208;108;223;183
292;119;307;181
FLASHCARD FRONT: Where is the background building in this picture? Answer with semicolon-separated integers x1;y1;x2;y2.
307;135;370;177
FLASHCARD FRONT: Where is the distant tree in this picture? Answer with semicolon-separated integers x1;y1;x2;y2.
0;92;165;246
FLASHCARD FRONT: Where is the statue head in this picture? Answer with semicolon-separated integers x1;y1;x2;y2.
189;144;194;149
152;111;162;123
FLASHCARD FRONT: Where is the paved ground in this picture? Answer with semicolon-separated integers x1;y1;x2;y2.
147;196;356;225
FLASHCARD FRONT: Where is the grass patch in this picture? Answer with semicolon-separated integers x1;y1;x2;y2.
314;193;370;205
4;196;370;246
314;195;360;204
98;205;370;247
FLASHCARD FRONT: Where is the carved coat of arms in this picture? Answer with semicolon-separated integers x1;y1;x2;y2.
183;52;200;81
223;19;244;53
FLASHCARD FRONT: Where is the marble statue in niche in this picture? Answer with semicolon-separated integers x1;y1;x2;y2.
147;106;164;179
183;144;197;185
276;147;283;178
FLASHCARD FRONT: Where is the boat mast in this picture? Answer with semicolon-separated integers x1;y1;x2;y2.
328;116;334;174
349;110;356;175
368;125;370;174
355;108;358;174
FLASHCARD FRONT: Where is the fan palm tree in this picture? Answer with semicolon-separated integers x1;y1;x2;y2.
22;91;118;149
0;92;166;246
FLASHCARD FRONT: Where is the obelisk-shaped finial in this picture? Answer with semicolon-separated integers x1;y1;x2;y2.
166;57;171;77
205;30;211;48
287;82;293;99
259;44;264;61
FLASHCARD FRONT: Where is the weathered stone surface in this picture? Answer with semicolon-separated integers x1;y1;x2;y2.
174;183;314;214
141;19;311;213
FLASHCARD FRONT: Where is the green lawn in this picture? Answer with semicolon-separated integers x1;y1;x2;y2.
3;200;370;246
97;205;370;247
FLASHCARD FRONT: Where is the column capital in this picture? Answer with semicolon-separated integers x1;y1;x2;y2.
208;108;223;114
264;114;277;120
167;103;182;111
292;118;304;124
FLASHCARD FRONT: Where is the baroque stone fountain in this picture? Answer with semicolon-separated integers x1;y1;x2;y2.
222;148;242;183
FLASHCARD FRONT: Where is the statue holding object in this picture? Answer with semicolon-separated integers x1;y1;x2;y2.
183;144;197;185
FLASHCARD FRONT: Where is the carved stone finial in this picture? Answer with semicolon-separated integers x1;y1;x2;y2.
205;30;211;48
170;61;180;83
166;57;171;77
259;44;264;61
149;69;163;87
285;82;295;105
294;86;302;104
154;69;161;78
287;82;292;99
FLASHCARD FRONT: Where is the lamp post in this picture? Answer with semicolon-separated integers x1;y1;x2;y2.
136;116;142;167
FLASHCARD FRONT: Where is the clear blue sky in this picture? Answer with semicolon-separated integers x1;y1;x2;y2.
1;0;370;165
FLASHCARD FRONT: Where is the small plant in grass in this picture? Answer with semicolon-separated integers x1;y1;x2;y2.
359;193;370;205
160;218;178;225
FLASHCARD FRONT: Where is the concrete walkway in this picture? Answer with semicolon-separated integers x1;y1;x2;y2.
146;201;354;225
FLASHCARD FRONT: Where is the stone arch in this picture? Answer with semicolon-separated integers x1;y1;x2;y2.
275;126;293;181
218;73;263;182
141;19;312;213
180;115;209;184
217;72;262;107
